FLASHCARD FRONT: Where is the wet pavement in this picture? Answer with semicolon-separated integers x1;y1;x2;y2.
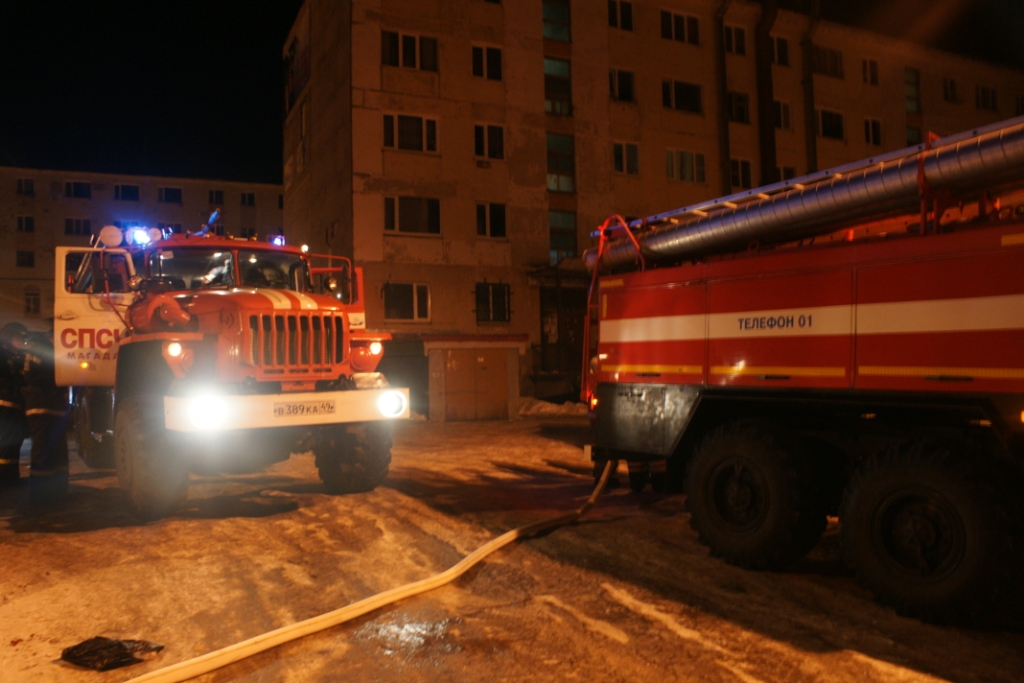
1;415;1023;682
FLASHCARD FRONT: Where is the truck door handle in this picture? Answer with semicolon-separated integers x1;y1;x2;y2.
56;311;78;321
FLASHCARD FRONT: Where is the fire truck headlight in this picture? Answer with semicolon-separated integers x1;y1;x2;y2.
167;342;183;357
369;341;383;355
377;390;407;418
188;394;228;430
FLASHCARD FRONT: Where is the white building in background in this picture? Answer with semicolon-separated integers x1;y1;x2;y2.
0;167;283;330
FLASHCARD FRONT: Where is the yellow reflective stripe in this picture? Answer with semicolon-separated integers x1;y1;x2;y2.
0;400;21;410
858;366;1024;379
711;365;847;377
25;408;69;416
601;279;625;288
0;458;18;465
1001;233;1024;246
602;364;703;374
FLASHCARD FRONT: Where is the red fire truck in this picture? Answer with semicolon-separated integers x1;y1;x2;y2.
56;219;409;519
582;117;1024;621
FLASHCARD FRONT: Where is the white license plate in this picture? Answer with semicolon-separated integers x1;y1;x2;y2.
273;400;337;418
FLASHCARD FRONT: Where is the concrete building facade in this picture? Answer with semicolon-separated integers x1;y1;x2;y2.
0;167;283;330
282;0;1024;410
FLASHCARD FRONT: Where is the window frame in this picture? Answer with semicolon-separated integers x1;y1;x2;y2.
65;181;92;199
773;100;791;129
544;57;572;116
665;149;706;183
17;216;35;233
383;195;442;235
905;67;922;114
660;11;699;45
862;58;879;86
730;158;753;189
612;142;639;175
976;85;998;112
864;118;882;146
16;250;35;268
471;45;503;80
381;30;439;73
209;189;224;205
542;0;571;42
383;113;439;153
810;45;844;79
546;133;576;193
723;25;746;55
473;124;505;160
817;109;845;140
476;202;507;238
476;282;511;323
383;282;431;322
771;36;789;66
548;210;577;264
727;91;751;124
943;77;959;104
662;79;703;114
64;218;92;236
16;178;34;196
158;187;184;204
608;1;633;30
609;68;635;102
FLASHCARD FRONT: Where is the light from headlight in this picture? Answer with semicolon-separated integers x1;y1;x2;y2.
167;342;183;357
189;395;227;430
377;390;407;418
369;341;383;355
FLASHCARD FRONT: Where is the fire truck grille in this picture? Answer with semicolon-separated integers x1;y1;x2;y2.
248;313;345;370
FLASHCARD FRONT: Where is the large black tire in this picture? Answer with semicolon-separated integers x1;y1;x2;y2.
114;395;189;519
75;390;114;469
314;422;392;494
839;440;1016;623
686;420;829;570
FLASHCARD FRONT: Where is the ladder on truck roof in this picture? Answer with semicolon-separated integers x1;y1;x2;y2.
584;115;1024;273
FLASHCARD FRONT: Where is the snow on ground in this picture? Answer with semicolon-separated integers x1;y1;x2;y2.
517;397;588;417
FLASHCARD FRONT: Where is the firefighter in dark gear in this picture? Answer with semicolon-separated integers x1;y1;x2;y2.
21;329;71;506
0;323;28;488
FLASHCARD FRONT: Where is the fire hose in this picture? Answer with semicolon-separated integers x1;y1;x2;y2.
125;461;615;683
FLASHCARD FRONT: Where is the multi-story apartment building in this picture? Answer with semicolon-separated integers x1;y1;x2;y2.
0;167;283;330
281;0;1024;417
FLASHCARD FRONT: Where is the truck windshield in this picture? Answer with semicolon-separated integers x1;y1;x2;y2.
238;250;309;292
148;249;235;290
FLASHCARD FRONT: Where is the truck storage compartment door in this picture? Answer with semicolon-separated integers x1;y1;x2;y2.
707;269;854;389
54;247;135;387
855;248;1024;393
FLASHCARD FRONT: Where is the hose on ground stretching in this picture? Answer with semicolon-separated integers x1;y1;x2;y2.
125;461;615;683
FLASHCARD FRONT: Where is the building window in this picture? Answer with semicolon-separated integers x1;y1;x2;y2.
381;30;438;72
24;289;41;316
114;184;140;201
864;119;882;146
862;59;879;85
609;69;634;102
976;85;998;112
608;1;632;30
542;0;570;42
544;58;572;115
905;68;921;113
384;196;441;234
384;114;438;152
65;182;92;199
665;150;705;182
158;187;183;204
907;126;923;145
65;218;92;236
810;45;843;78
943;78;959;103
476;282;511;323
383;283;430;321
472;45;503;80
549;210;577;264
157;222;184;234
474;124;504;159
660;11;699;45
778;166;796;180
16;178;34;196
662;80;702;113
476;203;507;238
209;189;224;204
817;110;845;140
17;216;35;233
723;26;746;55
730;159;752;189
16;251;35;268
774;101;791;129
241;192;256;207
771;37;789;66
612;142;639;174
727;92;750;123
546;134;575;193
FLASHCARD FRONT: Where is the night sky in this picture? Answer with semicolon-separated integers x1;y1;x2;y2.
1;1;1021;185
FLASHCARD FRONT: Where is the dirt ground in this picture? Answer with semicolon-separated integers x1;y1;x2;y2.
1;415;1022;683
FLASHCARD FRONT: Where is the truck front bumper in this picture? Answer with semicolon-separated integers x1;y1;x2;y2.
163;388;410;433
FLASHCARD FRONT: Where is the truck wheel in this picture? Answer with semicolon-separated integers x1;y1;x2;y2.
314;422;392;494
114;395;188;520
75;390;114;469
686;420;828;570
839;440;1015;623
